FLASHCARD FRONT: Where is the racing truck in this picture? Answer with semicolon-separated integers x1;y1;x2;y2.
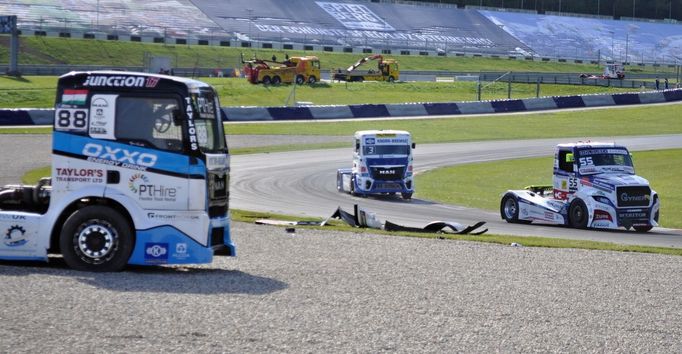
337;130;415;200
0;71;234;271
500;142;659;232
332;54;399;82
242;54;321;85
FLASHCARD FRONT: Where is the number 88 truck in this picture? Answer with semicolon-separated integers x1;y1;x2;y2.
0;71;234;271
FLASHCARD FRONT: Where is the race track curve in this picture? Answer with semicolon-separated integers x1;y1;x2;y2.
231;134;682;248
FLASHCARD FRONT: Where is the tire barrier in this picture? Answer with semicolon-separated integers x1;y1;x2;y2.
2;89;681;125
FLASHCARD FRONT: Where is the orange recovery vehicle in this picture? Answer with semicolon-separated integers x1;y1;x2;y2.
242;55;321;85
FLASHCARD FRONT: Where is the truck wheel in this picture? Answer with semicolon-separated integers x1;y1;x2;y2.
401;192;412;200
388;76;395;82
296;75;305;85
568;199;589;229
307;76;317;84
500;194;531;224
634;225;653;232
262;76;271;85
60;205;133;272
272;76;281;85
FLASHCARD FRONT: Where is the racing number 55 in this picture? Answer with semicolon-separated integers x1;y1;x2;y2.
55;108;89;132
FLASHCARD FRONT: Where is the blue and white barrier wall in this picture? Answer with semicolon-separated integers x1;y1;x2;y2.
2;89;681;125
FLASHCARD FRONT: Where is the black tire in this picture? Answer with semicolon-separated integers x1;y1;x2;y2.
388;76;395;82
500;194;519;223
60;205;133;272
568;199;589;229
272;76;281;85
262;76;271;85
295;75;305;85
401;192;412;200
307;75;317;84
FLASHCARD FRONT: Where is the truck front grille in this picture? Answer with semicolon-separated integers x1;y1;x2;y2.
616;186;651;207
370;166;405;180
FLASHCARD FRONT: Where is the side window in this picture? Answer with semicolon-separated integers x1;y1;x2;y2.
115;97;183;152
558;151;574;173
355;139;360;153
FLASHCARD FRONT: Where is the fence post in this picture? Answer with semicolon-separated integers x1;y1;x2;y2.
507;76;511;99
477;81;482;101
536;79;540;98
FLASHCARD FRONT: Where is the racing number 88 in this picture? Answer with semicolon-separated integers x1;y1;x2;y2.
56;109;88;131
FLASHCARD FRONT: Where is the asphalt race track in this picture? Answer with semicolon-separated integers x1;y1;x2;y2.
231;134;682;248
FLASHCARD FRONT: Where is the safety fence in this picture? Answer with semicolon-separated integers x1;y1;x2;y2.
2;89;681;126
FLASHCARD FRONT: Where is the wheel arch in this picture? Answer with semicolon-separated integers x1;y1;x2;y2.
49;197;135;254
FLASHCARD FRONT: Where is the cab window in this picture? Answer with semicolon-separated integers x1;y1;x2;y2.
558;150;574;173
115;96;183;152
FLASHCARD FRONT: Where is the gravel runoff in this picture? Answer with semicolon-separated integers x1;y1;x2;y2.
1;222;681;353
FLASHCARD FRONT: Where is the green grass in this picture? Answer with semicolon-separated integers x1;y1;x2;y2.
3;36;678;75
225;104;682;142
415;149;682;229
0;75;641;109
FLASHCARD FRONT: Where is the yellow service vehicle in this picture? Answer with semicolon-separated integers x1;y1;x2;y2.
242;55;321;85
332;55;399;82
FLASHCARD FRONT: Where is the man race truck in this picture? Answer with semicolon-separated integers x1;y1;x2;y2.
500;142;659;232
0;71;234;271
337;130;415;200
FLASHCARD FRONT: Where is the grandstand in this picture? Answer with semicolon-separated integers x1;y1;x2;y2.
1;0;681;65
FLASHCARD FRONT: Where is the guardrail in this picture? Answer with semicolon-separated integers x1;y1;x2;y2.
3;89;680;126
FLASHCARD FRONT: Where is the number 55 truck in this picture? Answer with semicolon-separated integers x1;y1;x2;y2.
500;142;659;232
0;71;234;271
337;130;415;200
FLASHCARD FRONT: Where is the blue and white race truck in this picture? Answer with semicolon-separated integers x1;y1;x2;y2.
0;71;234;271
337;130;415;200
500;142;660;232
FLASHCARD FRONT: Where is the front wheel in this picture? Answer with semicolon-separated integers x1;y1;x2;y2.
568;199;589;229
262;76;271;85
60;205;134;272
401;192;412;200
388;76;395;82
295;75;305;85
272;76;281;85
307;75;317;84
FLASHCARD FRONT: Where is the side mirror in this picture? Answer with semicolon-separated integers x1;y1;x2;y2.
172;109;183;126
412;143;416;149
565;153;574;163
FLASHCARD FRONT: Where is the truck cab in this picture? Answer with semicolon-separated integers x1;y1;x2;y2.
337;130;414;200
501;142;659;232
0;71;234;271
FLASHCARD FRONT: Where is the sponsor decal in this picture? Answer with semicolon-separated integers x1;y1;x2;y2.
4;225;27;247
146;212;200;221
145;243;168;262
129;173;178;202
55;168;104;183
82;143;157;170
620;193;650;203
62;89;88;105
185;97;199;151
316;2;395;31
365;138;375;145
376;138;408;144
591;221;611;228
378;169;396;175
544;211;555;220
0;214;26;221
173;243;190;260
83;75;159;88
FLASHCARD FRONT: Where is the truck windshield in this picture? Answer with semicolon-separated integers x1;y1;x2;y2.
576;148;634;175
363;145;410;155
191;90;227;154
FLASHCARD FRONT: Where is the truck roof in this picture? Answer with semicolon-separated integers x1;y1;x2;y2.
58;70;212;90
355;130;410;137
